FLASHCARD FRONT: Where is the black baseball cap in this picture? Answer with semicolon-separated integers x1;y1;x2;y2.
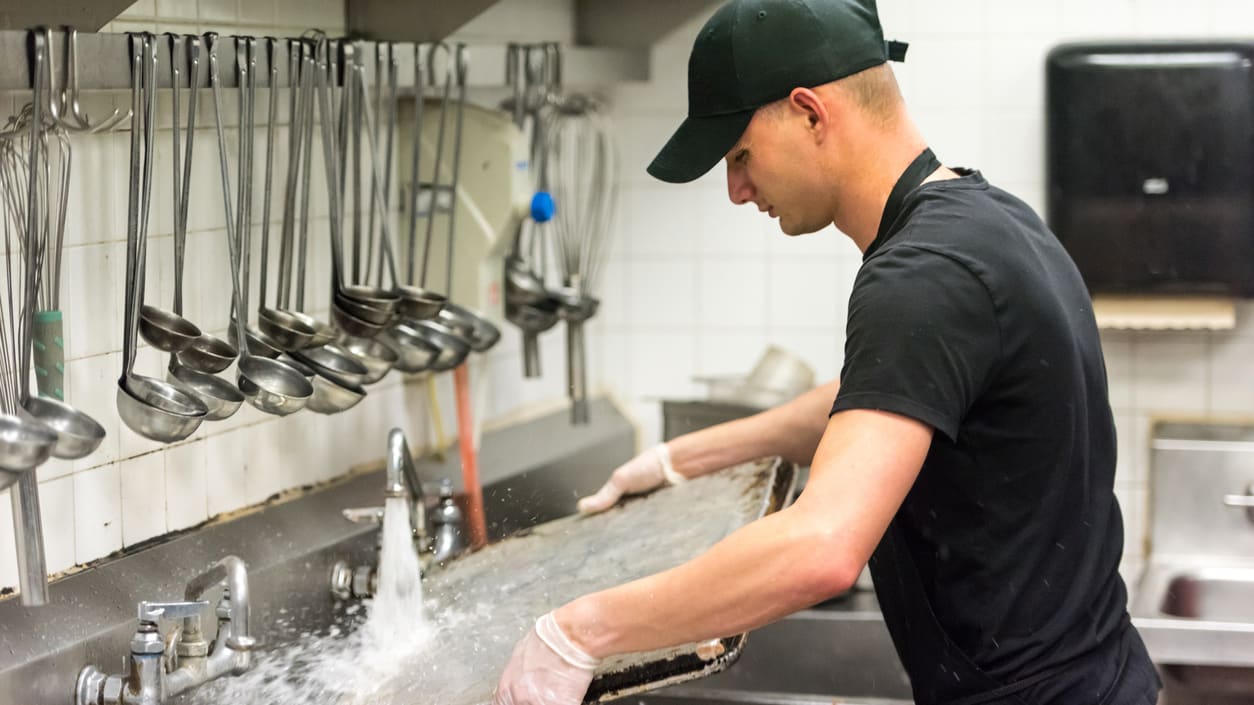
647;0;908;184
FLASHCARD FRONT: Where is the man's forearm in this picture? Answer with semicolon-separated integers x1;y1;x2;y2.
555;503;857;659
669;379;839;477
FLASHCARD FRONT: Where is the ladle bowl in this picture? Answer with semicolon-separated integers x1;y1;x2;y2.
176;332;238;374
440;302;501;352
306;369;367;415
340;336;398;384
395;285;447;320
228;321;283;359
139;305;202;353
0;414;58;482
378;322;440;373
236;356;313;417
280;354;318;380
333;291;396;326
331;305;388;339
116;375;208;443
340;283;400;308
504;257;551;306
290;344;370;387
20;397;106;460
258;307;317;351
409;318;472;372
167;364;245;421
289;312;338;348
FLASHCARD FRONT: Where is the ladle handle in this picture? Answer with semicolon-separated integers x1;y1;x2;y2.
295;44;318;310
258;37;279;311
420;42;454;289
207;34;250;349
444;44;469;298
315;39;348;295
350;61;402;289
277;40;302;310
122;34;144;377
405;42;425;285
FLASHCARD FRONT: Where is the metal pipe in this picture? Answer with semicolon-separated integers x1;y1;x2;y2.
11;473;49;605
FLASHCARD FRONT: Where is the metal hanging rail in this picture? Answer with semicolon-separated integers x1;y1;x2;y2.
0;30;311;90
0;29;647;93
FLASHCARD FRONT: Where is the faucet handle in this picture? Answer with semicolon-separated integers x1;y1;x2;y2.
342;506;385;525
138;600;210;623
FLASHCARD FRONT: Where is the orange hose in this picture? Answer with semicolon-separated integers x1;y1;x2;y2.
453;362;488;548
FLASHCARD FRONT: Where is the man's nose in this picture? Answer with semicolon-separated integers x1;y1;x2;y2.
726;164;755;205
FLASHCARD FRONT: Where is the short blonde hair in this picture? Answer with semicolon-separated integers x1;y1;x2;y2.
760;63;904;126
836;63;904;125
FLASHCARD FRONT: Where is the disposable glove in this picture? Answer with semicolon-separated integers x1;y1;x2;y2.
576;443;685;514
493;611;600;705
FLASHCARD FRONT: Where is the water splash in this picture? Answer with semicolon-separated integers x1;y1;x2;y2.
190;497;436;704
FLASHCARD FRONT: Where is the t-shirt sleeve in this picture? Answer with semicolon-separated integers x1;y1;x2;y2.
831;245;1000;441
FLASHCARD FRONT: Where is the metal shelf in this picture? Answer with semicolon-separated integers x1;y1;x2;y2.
0;1;134;32
0;30;648;92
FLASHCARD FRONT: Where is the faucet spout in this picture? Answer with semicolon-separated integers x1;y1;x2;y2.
386;428;428;547
183;555;254;651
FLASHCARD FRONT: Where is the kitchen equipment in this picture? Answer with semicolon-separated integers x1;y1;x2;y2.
208;33;312;417
278;36;339;352
542;81;619;423
161;34;244;422
503;43;565;377
116;33;210;444
254;37;316;353
169;35;240;377
1047;41;1254;296
694;345;816;408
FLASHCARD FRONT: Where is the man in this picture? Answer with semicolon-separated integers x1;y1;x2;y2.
494;1;1161;703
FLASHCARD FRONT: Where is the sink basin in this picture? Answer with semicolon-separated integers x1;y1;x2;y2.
1160;568;1254;622
1133;564;1254;697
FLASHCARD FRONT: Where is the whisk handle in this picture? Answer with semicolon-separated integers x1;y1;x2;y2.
32;310;65;400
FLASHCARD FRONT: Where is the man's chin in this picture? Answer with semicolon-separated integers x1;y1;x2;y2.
778;218;822;237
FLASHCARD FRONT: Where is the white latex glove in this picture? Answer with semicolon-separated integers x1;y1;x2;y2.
494;612;600;705
576;443;685;514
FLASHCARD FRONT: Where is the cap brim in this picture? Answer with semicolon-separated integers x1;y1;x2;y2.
647;110;755;184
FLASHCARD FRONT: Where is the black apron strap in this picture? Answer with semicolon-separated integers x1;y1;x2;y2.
865;148;942;259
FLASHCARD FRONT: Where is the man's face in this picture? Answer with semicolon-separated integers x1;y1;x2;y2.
723;105;829;236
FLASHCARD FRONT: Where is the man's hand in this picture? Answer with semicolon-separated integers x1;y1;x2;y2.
494;612;600;705
577;444;684;514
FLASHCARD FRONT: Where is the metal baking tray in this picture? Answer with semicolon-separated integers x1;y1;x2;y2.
377;456;797;705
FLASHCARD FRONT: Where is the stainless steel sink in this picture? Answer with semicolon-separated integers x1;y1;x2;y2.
1159;568;1254;622
1129;423;1254;699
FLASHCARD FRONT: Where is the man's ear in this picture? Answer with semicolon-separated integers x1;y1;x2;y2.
788;87;829;142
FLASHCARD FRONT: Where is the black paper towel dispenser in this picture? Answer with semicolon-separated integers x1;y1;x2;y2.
1046;41;1254;297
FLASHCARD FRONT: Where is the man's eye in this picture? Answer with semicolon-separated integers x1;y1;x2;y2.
735;150;749;164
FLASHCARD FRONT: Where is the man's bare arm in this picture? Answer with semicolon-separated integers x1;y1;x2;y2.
669;379;841;477
558;407;932;658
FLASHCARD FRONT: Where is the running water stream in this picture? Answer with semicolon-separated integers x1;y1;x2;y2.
193;496;439;704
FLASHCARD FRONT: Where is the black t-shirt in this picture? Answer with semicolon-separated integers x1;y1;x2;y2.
831;170;1152;703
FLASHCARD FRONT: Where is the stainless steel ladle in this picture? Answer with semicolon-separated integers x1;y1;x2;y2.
208;34;312;416
253;37;315;352
117;33;209;443
162;34;243;422
173;34;241;376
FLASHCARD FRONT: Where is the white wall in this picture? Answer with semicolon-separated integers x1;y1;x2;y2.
600;0;1254;585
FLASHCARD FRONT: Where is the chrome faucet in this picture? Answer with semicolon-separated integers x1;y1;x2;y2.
385;427;431;553
1223;483;1254;523
333;429;467;598
75;556;255;705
